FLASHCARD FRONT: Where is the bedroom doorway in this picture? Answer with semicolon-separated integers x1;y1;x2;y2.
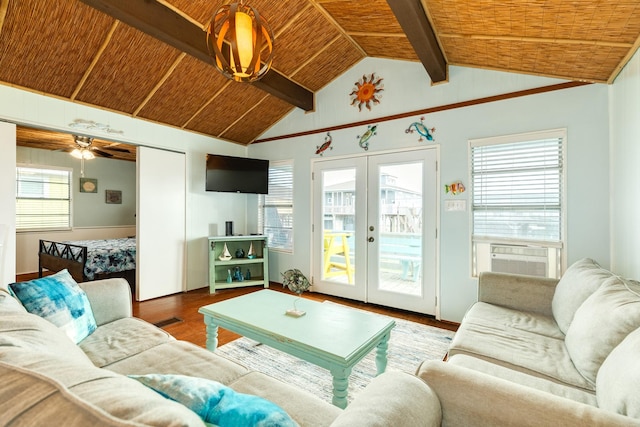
311;148;439;315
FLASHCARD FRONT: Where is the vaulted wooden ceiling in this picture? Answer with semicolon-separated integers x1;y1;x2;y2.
4;0;640;158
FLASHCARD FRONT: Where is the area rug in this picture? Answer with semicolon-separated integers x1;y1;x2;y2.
216;302;454;405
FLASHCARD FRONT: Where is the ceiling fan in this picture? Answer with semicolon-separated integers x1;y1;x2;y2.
69;135;130;159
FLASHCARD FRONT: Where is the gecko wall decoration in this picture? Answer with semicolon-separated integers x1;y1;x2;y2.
315;132;333;156
405;117;435;142
357;125;377;151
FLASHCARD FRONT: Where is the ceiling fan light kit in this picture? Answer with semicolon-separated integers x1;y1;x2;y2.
206;1;274;83
70;148;95;160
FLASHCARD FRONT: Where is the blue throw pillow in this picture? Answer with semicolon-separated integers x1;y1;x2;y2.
129;374;298;427
8;269;97;344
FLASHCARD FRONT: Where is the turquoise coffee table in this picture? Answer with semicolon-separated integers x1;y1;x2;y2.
198;290;395;408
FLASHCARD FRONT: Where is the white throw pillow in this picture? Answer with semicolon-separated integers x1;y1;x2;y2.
564;276;640;385
596;327;640;418
552;258;612;334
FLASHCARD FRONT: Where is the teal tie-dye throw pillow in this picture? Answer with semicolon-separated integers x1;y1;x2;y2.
129;374;299;427
8;269;97;343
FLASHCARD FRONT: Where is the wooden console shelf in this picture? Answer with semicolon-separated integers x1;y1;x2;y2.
208;235;269;293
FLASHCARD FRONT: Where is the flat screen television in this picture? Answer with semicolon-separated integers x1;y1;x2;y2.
206;154;269;194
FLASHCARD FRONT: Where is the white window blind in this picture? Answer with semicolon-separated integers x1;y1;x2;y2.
471;131;564;242
259;161;293;252
16;166;72;230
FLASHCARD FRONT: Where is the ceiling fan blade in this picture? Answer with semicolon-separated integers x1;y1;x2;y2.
92;149;114;158
103;146;131;153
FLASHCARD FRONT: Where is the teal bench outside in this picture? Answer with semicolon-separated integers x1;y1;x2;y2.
379;234;421;282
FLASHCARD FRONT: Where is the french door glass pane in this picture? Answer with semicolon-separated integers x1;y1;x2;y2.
377;162;423;296
322;168;356;285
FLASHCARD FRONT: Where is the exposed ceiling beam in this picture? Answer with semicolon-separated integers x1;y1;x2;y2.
79;0;314;111
386;0;447;83
0;0;9;34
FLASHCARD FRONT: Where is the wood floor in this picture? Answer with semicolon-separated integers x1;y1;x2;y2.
14;272;458;348
133;285;459;348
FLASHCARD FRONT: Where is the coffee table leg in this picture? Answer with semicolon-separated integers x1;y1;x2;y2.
203;316;219;351
330;366;352;409
375;332;390;375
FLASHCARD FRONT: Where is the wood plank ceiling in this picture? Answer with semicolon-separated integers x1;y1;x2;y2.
3;0;640;160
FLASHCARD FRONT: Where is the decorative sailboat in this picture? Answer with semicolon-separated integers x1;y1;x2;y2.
247;242;257;259
218;243;232;261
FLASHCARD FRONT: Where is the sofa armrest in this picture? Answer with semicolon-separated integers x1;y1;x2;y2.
330;371;441;427
79;278;132;326
478;271;558;316
417;361;639;427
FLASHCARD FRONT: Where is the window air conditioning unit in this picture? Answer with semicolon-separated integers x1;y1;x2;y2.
490;244;550;278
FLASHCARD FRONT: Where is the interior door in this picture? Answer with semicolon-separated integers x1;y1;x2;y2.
136;146;186;301
312;149;438;314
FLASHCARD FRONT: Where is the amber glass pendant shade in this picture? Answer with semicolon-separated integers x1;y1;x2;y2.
206;2;274;83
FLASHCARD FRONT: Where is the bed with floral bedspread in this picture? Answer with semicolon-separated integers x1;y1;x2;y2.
38;238;136;283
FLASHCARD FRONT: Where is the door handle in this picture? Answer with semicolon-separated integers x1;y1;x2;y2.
368;237;375;242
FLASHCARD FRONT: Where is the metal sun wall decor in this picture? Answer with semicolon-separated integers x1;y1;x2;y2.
406;117;436;142
357;125;378;151
350;73;384;112
445;181;466;195
315;132;333;156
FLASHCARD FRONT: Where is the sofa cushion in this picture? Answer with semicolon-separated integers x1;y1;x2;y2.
0;362;141;427
105;340;249;386
130;374;298;427
0;348;206;426
0;289;27;313
596;327;640;418
448;302;593;390
0;310;92;366
230;371;342;426
564;276;640;385
551;258;612;334
8;269;97;343
462;301;564;339
79;317;174;368
447;354;597;406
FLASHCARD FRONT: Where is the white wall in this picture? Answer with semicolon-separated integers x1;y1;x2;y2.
250;58;611;322
0;122;17;287
0;85;249;290
610;48;640;279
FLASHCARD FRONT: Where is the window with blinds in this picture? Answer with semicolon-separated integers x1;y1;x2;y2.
470;130;565;243
16;165;72;231
259;161;293;252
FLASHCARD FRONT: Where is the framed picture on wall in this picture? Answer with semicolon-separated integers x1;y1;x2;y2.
79;178;98;193
105;189;122;204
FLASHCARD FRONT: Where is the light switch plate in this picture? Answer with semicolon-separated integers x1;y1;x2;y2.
445;199;467;212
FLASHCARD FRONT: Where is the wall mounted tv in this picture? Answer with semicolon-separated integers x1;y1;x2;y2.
206;154;269;194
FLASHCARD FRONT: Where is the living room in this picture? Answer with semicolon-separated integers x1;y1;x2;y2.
1;1;640;425
2;52;638;323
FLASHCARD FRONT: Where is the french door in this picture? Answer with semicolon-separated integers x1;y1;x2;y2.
312;149;438;315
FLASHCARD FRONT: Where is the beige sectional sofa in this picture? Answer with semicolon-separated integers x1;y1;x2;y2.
0;277;439;427
417;258;640;426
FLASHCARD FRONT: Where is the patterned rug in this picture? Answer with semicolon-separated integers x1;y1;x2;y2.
216;302;454;405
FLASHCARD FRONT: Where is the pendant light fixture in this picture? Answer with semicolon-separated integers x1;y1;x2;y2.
206;1;274;82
